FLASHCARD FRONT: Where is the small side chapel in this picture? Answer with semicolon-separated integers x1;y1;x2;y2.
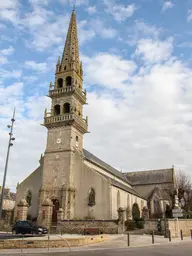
14;10;176;226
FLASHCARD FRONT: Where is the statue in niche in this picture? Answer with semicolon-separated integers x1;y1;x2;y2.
26;190;32;207
88;188;95;207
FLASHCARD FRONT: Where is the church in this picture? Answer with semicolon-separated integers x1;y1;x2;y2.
14;10;176;226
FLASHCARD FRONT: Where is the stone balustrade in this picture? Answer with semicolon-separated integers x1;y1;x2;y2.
44;113;88;131
48;86;86;104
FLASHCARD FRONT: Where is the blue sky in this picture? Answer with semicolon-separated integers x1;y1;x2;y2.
1;0;192;191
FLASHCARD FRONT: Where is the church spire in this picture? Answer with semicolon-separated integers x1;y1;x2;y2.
61;8;80;72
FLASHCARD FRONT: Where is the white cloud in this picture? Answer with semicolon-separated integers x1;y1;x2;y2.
178;42;192;48
162;1;174;12
86;6;96;14
127;20;162;45
1;46;14;56
0;56;7;64
0;0;19;24
59;0;88;6
188;9;192;21
22;75;38;83
28;0;49;6
104;0;136;22
0;0;17;9
0;69;22;79
78;20;96;45
25;61;48;72
89;19;117;39
135;37;174;63
82;53;136;89
83;54;192;178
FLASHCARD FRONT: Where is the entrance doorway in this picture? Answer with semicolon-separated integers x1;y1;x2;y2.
52;199;59;223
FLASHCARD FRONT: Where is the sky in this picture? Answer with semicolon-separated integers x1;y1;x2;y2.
1;0;192;192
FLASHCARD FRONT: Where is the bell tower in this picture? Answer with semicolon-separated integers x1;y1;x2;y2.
38;9;88;221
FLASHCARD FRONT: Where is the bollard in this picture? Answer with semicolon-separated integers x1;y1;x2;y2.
168;230;171;242
21;235;24;253
180;230;183;241
152;231;155;244
127;233;130;247
48;230;50;252
191;230;192;240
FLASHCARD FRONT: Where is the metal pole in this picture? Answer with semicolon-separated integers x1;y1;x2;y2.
127;233;130;247
168;230;171;242
48;229;50;252
152;231;155;244
180;230;183;240
0;108;15;218
163;200;167;237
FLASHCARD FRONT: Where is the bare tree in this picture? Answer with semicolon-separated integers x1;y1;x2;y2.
176;170;192;217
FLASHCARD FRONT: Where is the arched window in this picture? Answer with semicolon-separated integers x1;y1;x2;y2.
88;188;95;206
153;199;161;214
117;190;120;209
141;200;144;210
66;76;72;86
127;194;130;208
63;103;70;113
132;203;140;220
52;199;60;223
26;190;32;206
57;78;63;88
54;104;60;115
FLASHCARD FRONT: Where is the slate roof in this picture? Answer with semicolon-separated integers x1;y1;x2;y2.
123;168;174;186
111;178;147;199
0;189;16;201
83;149;147;199
83;149;130;184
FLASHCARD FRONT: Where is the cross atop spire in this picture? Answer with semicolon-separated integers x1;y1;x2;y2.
61;8;80;73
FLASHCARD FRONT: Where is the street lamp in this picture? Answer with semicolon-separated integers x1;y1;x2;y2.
0;108;16;219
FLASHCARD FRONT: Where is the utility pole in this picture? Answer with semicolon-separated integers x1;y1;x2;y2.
0;108;16;219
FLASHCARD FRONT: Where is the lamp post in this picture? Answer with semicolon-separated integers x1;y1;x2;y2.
0;108;16;219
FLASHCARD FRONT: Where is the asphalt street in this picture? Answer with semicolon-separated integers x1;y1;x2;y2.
2;242;192;256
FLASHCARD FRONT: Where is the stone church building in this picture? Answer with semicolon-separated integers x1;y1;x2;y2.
14;10;176;226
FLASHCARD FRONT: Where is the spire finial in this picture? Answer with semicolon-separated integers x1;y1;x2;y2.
73;5;75;12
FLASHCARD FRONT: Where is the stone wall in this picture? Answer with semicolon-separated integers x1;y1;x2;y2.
144;219;192;237
0;235;108;249
167;219;192;238
144;220;166;234
15;166;42;220
56;220;118;234
73;151;112;220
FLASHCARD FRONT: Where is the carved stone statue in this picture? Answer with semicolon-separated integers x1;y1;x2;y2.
88;188;95;206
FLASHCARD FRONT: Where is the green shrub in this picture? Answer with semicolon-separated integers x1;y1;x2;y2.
136;220;144;229
132;203;140;220
125;220;136;230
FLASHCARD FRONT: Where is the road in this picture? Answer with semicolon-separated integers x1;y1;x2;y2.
2;242;192;256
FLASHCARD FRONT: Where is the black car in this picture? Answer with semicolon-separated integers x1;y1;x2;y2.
12;221;48;235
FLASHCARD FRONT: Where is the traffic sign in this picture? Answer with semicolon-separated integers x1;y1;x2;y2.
173;213;183;218
172;208;183;213
172;208;183;218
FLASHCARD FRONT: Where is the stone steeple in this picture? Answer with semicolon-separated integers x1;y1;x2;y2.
61;9;80;73
44;8;88;136
38;9;88;221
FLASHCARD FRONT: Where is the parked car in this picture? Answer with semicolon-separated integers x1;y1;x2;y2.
12;221;48;235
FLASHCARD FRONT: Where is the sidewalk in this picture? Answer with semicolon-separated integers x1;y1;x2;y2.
0;234;191;254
